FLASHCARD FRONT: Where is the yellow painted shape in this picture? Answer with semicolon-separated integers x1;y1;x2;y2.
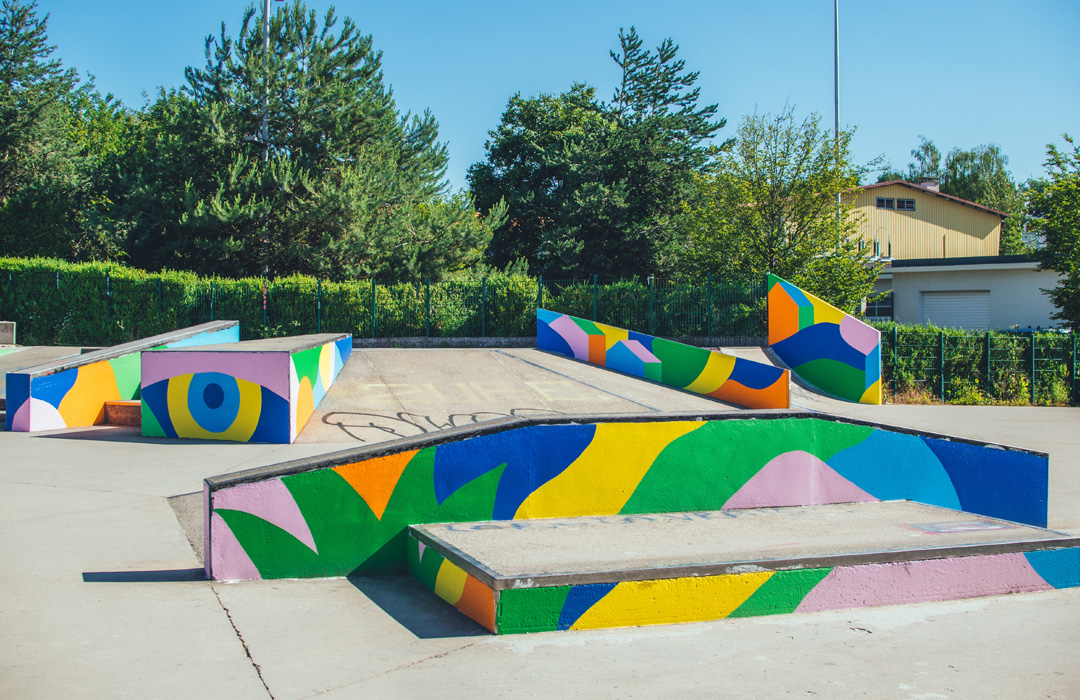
166;374;263;441
860;379;882;405
433;559;468;605
318;342;334;390
571;571;774;630
808;296;846;326
57;361;120;427
294;376;315;435
683;350;736;394
594;322;629;351
515;422;705;519
333;450;418;520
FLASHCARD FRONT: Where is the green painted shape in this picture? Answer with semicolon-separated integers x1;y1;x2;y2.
793;358;867;403
140;401;165;437
570;317;603;335
108;352;142;399
0;348;16;356
728;568;832;618
407;535;444;591
643;362;662;382
767;273;781;290
497;586;570;634
649;337;711;388
219;448;507;579
621;418;874;514
798;303;814;329
291;344;322;385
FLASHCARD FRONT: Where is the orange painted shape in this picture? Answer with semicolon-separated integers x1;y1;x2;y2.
455;574;496;633
768;283;800;346
333;450;419;520
57;361;120;427
295;376;315;435
709;373;790;409
588;333;607;366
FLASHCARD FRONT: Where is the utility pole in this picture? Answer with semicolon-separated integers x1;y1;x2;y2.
834;0;841;221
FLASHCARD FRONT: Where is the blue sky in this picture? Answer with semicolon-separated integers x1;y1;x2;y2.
36;0;1080;193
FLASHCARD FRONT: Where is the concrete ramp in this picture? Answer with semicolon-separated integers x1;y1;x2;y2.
408;501;1080;633
717;346;859;413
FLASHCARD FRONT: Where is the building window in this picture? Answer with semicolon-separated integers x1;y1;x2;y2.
875;197;895;210
865;292;893;321
897;198;915;211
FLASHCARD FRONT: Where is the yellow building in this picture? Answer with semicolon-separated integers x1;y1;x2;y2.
849;180;1007;260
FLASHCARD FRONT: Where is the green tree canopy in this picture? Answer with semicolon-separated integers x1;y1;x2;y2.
115;1;502;280
1032;135;1080;331
468;27;725;278
681;108;882;313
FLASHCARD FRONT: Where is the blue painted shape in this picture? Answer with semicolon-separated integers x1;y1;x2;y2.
921;436;1048;527
727;356;785;390
1024;548;1080;589
536;308;563;325
187;372;242;433
827;430;961;509
31;367;80;409
557;582;618;630
4;373;30;430
432;424;596;518
537;317;574;358
627;331;654;353
606;341;647;379
165;325;240;349
771;323;868;371
864;344;881;387
247;387;291;443
141;379;176;438
776;278;811;307
335;337;353;375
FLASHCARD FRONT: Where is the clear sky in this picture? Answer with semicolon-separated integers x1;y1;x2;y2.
35;0;1080;194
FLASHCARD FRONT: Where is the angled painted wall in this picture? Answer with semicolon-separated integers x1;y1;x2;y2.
767;274;882;404
5;322;239;432
141;334;351;444
204;413;1048;581
537;309;789;409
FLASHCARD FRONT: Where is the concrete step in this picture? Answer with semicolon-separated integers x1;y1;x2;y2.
104;400;141;427
408;501;1080;634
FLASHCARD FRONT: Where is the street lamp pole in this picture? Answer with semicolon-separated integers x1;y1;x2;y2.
834;0;841;220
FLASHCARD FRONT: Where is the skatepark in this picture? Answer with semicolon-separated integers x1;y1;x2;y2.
2;284;1079;698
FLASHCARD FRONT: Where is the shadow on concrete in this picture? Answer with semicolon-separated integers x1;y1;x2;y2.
348;574;490;639
82;568;207;583
37;426;221;444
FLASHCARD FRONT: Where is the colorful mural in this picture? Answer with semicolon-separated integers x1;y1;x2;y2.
5;323;239;432
142;334;351;444
410;536;1079;633
767;274;882;404
536;309;789;409
205;415;1048;580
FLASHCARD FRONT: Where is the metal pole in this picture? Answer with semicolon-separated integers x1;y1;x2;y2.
262;273;268;328
481;278;487;338
593;275;598;322
425;279;431;337
892;325;898;398
1072;333;1078;406
210;281;215;322
939;331;944;403
1030;334;1036;404
648;276;655;336
985;331;991;400
370;278;376;339
537;275;543;310
706;272;712;337
317;278;322;333
833;0;841;222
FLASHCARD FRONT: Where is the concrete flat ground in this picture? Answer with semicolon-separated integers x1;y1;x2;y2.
2;348;1079;699
0;346;86;399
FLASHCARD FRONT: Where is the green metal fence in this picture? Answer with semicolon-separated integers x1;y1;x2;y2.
880;326;1079;406
1;268;767;345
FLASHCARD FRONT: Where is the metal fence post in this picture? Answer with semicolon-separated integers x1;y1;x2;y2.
425;279;431;337
481;277;487;337
593;274;598;322
939;331;945;403
891;325;898;396
1030;334;1037;404
317;279;322;333
648;276;655;336
210;281;215;322
705;273;712;337
105;272;111;315
985;331;991;400
537;275;543;310
158;278;163;315
371;278;376;339
1072;333;1078;405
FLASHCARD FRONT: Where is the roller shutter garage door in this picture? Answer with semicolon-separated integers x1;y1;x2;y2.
920;290;990;330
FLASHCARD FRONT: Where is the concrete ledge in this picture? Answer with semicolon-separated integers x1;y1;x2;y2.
351;336;767;349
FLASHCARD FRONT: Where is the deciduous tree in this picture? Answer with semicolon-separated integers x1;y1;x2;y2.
1032;135;1080;331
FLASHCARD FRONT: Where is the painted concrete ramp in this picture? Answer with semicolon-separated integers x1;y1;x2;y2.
717;346;858;413
297;347;744;444
410;501;1080;634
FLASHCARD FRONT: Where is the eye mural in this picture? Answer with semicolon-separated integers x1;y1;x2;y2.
142;333;351;444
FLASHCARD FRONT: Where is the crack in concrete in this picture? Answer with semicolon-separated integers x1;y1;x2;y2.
299;640;481;698
212;585;275;700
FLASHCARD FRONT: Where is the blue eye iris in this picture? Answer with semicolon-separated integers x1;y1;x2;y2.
203;382;225;410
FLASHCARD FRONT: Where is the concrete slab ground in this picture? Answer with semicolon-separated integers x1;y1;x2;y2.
2;347;1079;699
0;346;86;398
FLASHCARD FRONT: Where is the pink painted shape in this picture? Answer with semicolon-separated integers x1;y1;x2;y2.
212;480;318;553
795;553;1053;613
10;398;31;432
141;351;289;399
418;540;428;562
209;512;262;581
722;450;878;509
618;339;659;363
839;315;881;356
548;315;590;361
